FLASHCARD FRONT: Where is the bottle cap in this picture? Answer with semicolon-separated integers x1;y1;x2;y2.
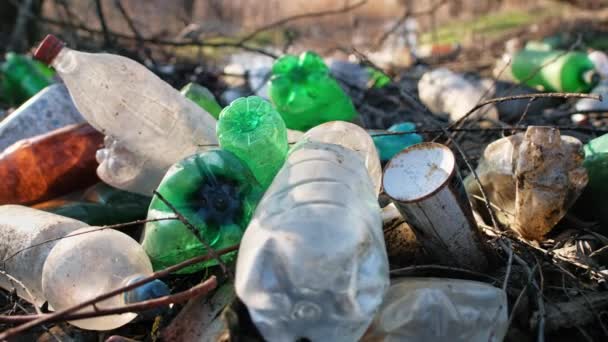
34;34;65;65
124;277;170;305
583;70;601;87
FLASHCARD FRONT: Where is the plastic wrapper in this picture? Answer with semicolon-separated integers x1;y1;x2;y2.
362;278;508;342
465;126;588;240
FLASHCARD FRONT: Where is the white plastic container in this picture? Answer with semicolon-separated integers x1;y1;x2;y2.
418;68;498;122
235;141;389;342
34;34;218;195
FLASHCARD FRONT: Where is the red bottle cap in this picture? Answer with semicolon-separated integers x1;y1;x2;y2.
34;34;65;65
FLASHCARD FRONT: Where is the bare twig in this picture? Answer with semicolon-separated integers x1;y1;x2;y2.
0;277;217;324
0;244;239;340
93;0;112;48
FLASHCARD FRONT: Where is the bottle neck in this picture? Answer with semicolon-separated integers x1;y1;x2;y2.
50;48;77;75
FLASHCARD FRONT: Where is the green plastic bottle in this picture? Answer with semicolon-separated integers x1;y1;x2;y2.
576;134;608;225
512;49;599;93
269;51;358;131
141;150;263;274
180;82;223;119
1;53;53;105
217;96;288;188
36;183;152;226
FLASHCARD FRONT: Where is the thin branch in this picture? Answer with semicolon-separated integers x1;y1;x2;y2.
0;244;239;340
0;277;217;324
93;0;112;48
237;0;369;45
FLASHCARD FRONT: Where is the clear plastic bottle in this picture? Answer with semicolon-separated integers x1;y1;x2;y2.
0;206;169;331
235;141;389;342
302;121;382;195
42;226;168;330
0;205;87;307
34;34;218;195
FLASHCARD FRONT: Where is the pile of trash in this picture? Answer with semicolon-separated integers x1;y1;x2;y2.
1;29;608;342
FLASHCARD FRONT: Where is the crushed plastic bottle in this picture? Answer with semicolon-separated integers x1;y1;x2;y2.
418;68;499;122
371;122;423;162
34;34;218;195
180;82;222;119
269;51;358;131
465;126;588;240
0;83;85;151
34;183;151;226
42;226;169;330
217;96;288;188
362;278;508;342
236;141;389;342
511;49;600;93
0;123;103;205
1;52;53;105
0;205;169;331
142;150;263;274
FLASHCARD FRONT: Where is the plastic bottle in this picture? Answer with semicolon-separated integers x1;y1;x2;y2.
511;49;599;93
576;133;608;225
0;83;85;151
34;183;151;226
1;52;53;105
42;226;169;330
362;278;508;342
302;121;382;195
371;122;423;162
0;123;103;205
235;141;389;342
0;206;169;331
418;68;499;122
142;150;264;274
34;34;218;195
180;82;222;119
269;51;358;131
217;96;288;188
575;79;608;112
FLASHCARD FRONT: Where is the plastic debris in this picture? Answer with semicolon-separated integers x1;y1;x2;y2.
269;51;358;130
303;121;382;195
383;143;488;271
235;141;389;342
0;205;169;330
180;82;223;119
418;68;499;122
0;83;85;151
371;122;423;162
1;52;54;105
42;226;169;330
217;96;288;188
576;133;608;225
575;79;608;112
0;123;103;205
142;150;263;274
34;34;218;195
34;183;151;226
512;49;600;92
465;126;588;241
362;278;508;342
588;50;608;79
